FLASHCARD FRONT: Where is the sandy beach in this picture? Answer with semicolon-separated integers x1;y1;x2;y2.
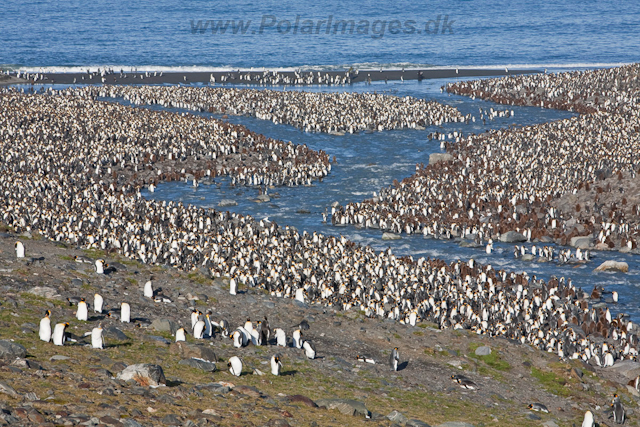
12;68;539;86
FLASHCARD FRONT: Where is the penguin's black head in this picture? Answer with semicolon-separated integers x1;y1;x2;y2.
227;361;232;367
45;310;51;317
527;404;533;409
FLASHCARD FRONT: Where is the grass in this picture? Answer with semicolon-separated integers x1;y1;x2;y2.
531;366;572;397
468;343;511;371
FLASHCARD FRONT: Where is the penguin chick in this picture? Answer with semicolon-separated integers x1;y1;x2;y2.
270;355;282;375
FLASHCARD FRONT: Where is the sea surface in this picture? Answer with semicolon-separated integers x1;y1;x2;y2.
4;1;640;319
2;0;640;71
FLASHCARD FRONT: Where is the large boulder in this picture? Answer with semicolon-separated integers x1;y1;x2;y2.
150;318;177;333
169;342;217;362
570;236;592;249
499;231;527;243
607;360;640;379
28;286;58;299
387;410;409;424
594;260;629;273
315;398;370;417
218;199;237;207
178;358;217;372
0;340;26;360
116;364;166;386
429;153;454;165
475;346;491;356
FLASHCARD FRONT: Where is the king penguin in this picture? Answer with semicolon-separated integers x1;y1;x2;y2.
390;347;399;371
292;329;303;349
228;356;243;376
91;325;104;349
15;241;25;258
229;277;237;295
39;310;52;342
144;280;153;298
582;410;595;427
270;355;282;375
76;298;88;321
52;322;69;346
120;302;131;323
274;328;286;347
193;319;205;339
612;394;625;424
175;327;186;342
94;259;106;274
94;293;103;313
302;340;316;359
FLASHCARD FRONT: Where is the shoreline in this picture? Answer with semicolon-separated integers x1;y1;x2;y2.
7;68;540;86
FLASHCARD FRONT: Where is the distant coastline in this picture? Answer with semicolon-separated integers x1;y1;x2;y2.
3;68;540;86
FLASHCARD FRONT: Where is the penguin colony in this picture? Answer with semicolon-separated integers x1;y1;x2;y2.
332;65;640;252
2;67;640;371
65;85;467;134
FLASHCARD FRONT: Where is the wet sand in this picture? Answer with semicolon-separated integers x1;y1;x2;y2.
17;68;539;85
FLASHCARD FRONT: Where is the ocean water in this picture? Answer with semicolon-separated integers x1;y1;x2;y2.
2;0;639;71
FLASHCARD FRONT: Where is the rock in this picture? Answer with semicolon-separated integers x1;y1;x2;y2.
436;423;475;427
429;153;454;164
387;410;409;424
607;360;640;379
28;286;58;299
0;340;26;360
627;385;640;397
541;421;559;427
195;383;231;394
475;346;491;356
116;364;166;386
286;395;318;407
144;335;171;345
234;385;263;398
407;420;431;427
499;231;527;243
264;419;291;427
50;355;70;361
520;254;535;261
315;398;370;417
594;260;629;273
150;318;177;333
218;199;237;207
296;209;311;214
103;326;129;341
382;232;401;240
0;381;19;397
161;414;181;425
570;236;592;249
121;419;143;427
178;358;217;372
169;342;217;362
256;195;271;202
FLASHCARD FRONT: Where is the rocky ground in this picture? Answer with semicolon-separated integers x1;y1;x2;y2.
1;228;639;427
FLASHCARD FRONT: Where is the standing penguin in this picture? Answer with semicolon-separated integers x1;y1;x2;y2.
175;327;186;342
204;313;213;338
292;329;303;349
52;322;69;346
270;355;282;375
143;281;153;298
274;328;286;347
302;340;316;359
261;316;271;343
190;309;200;329
582;410;595;427
94;259;106;274
39;310;52;342
389;347;400;371
91;325;104;349
15;241;25;258
120;302;131;323
611;394;625;424
94;293;103;313
219;318;230;337
76;298;88;321
193;320;205;339
409;310;417;326
228;356;243;376
229;277;237;295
